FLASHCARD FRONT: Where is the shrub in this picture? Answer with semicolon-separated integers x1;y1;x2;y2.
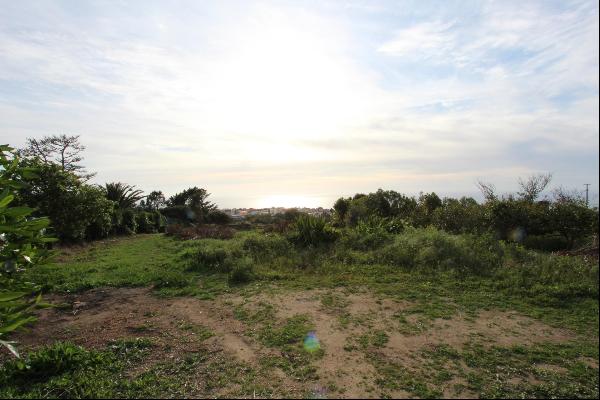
375;227;504;276
134;211;154;234
0;145;55;356
550;202;597;249
338;216;396;251
227;257;254;285
161;205;195;223
522;234;570;252
242;232;291;257
121;209;137;235
150;210;167;233
432;197;487;234
0;342;106;385
206;210;232;225
288;215;338;247
16;160;115;243
186;247;232;273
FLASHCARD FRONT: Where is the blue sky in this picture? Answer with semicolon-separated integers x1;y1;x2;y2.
1;0;598;207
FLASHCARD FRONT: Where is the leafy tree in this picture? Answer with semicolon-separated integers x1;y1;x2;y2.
0;144;55;357
419;192;442;213
166;187;215;223
17;160;114;242
550;201;596;249
21;134;94;180
432;197;487;234
206;210;232;225
104;182;145;209
140;190;165;211
517;173;552;202
333;197;350;222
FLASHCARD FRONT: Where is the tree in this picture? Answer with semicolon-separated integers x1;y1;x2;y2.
166;187;216;223
517;173;552;203
476;180;498;202
18;160;114;242
105;182;145;209
140;190;166;211
333;197;350;222
21;135;95;180
419;192;442;213
550;201;596;249
551;186;586;205
1;144;54;357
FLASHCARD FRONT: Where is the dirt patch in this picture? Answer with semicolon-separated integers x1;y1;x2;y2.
6;286;582;399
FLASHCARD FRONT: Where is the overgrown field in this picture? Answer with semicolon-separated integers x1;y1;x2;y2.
2;229;599;399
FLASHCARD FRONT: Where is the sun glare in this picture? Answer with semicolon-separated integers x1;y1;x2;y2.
204;13;374;143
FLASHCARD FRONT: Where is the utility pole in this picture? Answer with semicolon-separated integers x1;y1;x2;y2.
584;183;590;207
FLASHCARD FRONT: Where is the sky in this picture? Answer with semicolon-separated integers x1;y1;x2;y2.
1;0;598;208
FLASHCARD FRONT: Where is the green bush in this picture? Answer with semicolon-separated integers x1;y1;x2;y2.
338;216;396;250
121;209;137;234
151;210;167;233
227;257;254;285
135;211;154;233
550;202;597;249
186;246;233;273
288;215;338;247
0;342;105;385
161;205;195;223
375;227;504;276
242;232;291;257
206;209;232;224
16;160;114;243
432;197;487;234
522;234;570;252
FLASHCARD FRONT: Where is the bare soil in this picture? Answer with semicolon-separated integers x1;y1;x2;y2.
9;286;578;399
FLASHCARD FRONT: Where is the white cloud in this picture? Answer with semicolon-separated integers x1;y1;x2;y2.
0;0;597;207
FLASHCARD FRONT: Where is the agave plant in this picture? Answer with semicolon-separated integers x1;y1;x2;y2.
291;214;337;247
104;182;145;209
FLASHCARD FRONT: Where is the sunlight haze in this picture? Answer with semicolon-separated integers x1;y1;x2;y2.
1;0;598;207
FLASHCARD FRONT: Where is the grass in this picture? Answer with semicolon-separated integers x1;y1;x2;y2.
6;228;599;398
25;234;229;299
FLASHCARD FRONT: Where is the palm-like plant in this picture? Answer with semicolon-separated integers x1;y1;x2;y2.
104;182;145;209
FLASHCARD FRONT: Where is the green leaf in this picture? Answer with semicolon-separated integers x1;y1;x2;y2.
0;291;28;302
2;207;33;218
0;194;14;208
0;316;37;334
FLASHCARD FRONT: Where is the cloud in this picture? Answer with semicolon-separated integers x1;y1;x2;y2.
0;0;597;207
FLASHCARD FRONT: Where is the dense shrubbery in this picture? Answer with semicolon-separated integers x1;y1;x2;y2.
178;225;598;303
374;227;504;276
333;187;597;251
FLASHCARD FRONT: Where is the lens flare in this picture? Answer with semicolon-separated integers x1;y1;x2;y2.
509;226;526;242
310;385;328;399
303;331;320;353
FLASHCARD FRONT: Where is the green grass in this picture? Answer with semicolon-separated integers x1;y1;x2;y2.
11;229;599;398
25;234;229;299
26;231;599;335
0;337;283;399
